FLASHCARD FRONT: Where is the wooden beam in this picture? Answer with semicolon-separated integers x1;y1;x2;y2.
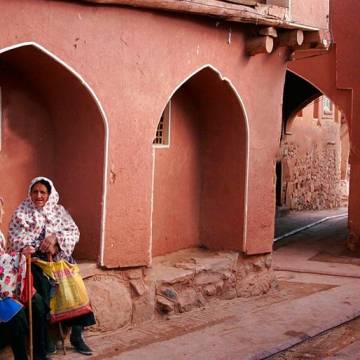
259;26;278;38
246;35;274;56
278;29;304;48
222;0;257;6
78;0;318;30
299;30;330;49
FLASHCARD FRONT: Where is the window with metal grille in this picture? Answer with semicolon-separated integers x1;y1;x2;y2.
322;96;333;116
153;101;170;147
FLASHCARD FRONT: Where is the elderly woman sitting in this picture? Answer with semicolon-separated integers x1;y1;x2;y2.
8;177;95;356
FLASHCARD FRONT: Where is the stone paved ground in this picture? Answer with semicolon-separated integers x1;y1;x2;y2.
49;214;360;360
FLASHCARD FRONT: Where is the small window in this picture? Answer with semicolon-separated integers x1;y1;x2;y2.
322;96;333;116
153;101;170;147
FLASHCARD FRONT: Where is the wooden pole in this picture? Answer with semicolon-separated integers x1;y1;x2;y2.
27;256;33;360
297;30;330;50
278;29;304;48
246;35;274;56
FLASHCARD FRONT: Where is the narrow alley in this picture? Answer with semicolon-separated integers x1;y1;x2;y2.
0;2;359;360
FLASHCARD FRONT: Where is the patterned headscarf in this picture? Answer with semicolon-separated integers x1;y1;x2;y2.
8;177;80;262
0;197;5;253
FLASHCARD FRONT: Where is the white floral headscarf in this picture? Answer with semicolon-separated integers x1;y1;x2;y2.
8;177;80;262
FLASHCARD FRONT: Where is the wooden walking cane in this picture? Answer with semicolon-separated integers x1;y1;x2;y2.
27;255;33;360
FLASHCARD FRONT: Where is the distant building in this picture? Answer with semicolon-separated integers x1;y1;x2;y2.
276;95;349;212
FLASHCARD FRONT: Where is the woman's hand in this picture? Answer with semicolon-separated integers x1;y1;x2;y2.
39;234;58;255
22;246;35;257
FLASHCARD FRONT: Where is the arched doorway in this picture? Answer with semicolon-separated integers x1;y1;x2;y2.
0;43;108;262
151;66;248;257
276;70;349;215
274;70;351;277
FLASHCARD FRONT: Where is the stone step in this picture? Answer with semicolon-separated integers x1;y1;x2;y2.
81;247;274;332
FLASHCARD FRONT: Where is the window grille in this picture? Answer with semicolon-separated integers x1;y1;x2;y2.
153;101;170;147
153;116;165;145
322;96;333;115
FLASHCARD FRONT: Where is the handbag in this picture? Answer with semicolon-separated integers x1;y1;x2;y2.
0;298;23;322
34;259;92;323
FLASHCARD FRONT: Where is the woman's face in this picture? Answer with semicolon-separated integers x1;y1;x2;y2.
31;183;50;209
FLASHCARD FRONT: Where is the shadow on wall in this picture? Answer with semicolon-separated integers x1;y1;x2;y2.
0;44;105;261
152;66;248;256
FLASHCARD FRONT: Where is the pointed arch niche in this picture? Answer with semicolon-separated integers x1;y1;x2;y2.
0;43;108;262
151;66;249;257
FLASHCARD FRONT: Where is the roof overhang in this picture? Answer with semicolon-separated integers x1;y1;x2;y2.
77;0;324;31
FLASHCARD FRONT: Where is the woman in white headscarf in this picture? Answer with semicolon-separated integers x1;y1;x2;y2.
8;177;79;262
8;177;95;356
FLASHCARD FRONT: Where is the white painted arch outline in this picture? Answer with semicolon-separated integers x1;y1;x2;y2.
285;68;343;130
150;64;250;257
0;41;109;266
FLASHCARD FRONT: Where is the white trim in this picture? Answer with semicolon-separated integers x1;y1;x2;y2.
149;146;156;265
149;64;250;256
0;42;109;266
168;100;172;148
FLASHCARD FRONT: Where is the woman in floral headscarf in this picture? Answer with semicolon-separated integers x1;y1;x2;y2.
9;177;79;262
8;177;95;356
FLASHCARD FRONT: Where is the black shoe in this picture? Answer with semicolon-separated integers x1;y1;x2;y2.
46;342;57;355
70;338;93;356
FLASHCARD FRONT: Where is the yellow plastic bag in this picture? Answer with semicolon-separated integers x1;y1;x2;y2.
35;259;92;323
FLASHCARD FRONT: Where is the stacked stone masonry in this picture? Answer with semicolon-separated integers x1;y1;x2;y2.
281;143;341;210
81;249;276;332
279;97;349;211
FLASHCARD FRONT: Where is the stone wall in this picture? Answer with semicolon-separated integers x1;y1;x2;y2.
279;97;348;211
81;249;277;332
281;142;341;210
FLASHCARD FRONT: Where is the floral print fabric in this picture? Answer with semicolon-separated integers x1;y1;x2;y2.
8;177;80;262
0;231;26;300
